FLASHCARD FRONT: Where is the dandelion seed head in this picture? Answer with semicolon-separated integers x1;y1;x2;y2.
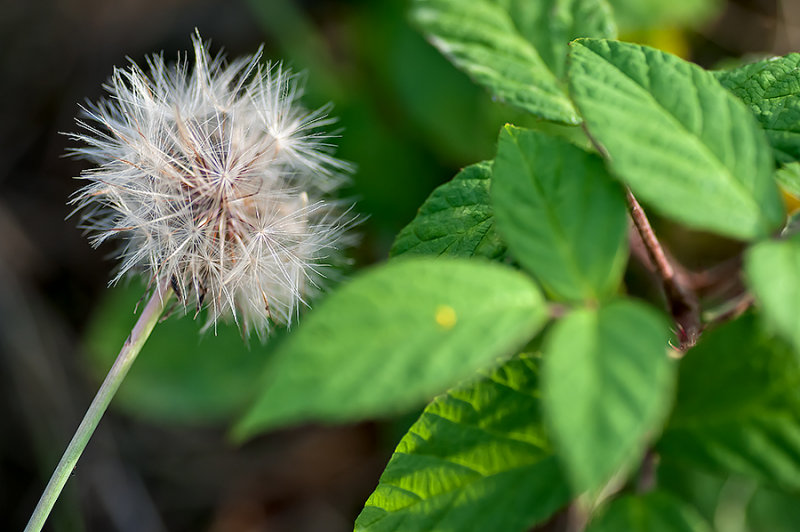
69;31;356;338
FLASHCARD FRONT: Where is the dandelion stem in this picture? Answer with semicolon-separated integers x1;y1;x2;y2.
24;281;173;532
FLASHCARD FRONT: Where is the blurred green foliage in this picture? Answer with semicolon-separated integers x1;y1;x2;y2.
608;0;721;31
247;0;522;242
84;281;274;424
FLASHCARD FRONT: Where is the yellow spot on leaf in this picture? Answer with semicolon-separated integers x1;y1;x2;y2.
435;305;457;330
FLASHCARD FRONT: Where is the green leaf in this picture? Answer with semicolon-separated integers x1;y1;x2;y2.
355;354;570;532
85;282;269;425
542;299;674;493
607;0;722;31
715;54;800;165
492;126;628;302
745;235;800;356
587;492;712;532
410;0;616;124
391;162;506;260
776;162;800;199
568;38;785;240
658;313;800;491
234;258;549;438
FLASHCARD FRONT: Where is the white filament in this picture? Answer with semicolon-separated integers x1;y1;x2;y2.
69;31;355;338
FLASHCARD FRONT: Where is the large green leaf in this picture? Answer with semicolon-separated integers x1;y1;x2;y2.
492;126;628;302
715;54;800;165
233;258;549;438
391;161;505;260
85;281;269;425
355;354;570;532
587;492;712;532
745;234;800;356
542;299;674;493
411;0;616;124
658;313;800;491
568;39;785;240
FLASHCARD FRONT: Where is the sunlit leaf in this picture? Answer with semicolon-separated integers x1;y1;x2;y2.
234;258;549;438
568;39;784;240
492;126;628;302
391;162;505;260
355;354;570;532
716;53;800;165
411;0;616;123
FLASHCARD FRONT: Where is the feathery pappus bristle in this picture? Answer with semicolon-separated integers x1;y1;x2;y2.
68;31;357;339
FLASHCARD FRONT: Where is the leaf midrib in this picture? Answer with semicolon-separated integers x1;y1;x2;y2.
508;131;600;300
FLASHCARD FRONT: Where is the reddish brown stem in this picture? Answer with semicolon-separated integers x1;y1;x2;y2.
626;190;701;350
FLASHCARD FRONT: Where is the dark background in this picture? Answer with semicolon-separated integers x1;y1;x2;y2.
0;0;796;530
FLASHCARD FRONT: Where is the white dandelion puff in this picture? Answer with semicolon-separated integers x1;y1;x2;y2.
68;31;357;338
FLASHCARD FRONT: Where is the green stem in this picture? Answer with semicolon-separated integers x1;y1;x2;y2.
24;282;173;532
